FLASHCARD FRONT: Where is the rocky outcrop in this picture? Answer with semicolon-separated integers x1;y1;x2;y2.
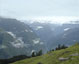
70;53;79;56
58;57;69;61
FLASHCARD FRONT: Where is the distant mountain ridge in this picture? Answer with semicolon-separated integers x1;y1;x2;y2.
0;17;46;59
25;21;79;50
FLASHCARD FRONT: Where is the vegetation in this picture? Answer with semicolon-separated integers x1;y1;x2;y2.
12;43;79;64
49;44;68;52
36;50;43;56
55;44;68;50
0;50;43;64
32;52;36;57
31;50;43;57
0;55;30;64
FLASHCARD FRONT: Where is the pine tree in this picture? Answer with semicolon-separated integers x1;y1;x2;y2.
36;50;42;56
32;52;36;57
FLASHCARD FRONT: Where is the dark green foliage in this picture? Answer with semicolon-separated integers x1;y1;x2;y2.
31;50;43;57
36;50;42;56
0;55;31;64
37;62;42;64
49;44;68;52
61;44;68;49
32;52;36;57
0;50;43;64
55;44;68;50
52;49;54;51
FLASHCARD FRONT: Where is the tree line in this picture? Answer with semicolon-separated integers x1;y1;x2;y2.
0;44;68;64
0;50;43;64
49;44;68;52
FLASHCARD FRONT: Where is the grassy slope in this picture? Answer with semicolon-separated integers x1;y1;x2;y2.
12;43;79;64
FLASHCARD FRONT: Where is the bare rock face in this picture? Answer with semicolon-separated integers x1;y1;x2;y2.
61;51;71;55
70;53;79;56
59;53;79;61
58;57;69;61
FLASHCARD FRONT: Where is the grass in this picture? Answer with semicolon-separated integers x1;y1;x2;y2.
11;43;79;64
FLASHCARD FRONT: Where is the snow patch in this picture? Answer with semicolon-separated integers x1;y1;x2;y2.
7;31;16;38
35;26;43;30
64;28;70;31
31;50;35;53
33;38;40;44
25;29;29;32
10;37;25;48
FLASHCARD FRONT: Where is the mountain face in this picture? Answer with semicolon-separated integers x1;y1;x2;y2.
27;22;55;42
26;21;79;50
0;17;46;59
25;22;59;46
49;24;79;49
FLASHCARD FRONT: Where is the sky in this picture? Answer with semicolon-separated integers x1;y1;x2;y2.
0;0;79;23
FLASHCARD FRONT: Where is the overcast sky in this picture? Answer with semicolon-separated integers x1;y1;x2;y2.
0;0;79;23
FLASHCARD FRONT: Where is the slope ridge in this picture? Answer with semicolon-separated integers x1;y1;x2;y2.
12;43;79;64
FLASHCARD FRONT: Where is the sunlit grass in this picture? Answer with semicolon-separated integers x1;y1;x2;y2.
12;43;79;64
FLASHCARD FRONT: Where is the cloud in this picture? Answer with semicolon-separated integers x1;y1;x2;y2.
23;16;79;24
0;0;79;20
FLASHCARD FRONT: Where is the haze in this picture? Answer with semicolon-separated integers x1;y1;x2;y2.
0;0;79;23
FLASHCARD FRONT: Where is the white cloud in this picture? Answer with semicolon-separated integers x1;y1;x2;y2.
0;0;79;20
22;16;79;24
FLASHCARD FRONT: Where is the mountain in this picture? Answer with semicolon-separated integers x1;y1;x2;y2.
49;23;79;49
0;17;46;59
25;21;79;50
28;22;56;41
12;43;79;64
25;22;60;48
